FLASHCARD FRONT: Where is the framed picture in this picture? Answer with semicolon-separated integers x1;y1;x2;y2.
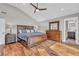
49;21;59;30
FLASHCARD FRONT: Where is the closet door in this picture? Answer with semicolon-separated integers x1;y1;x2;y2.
0;18;5;45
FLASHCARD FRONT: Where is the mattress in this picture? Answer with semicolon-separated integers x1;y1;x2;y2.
17;32;44;40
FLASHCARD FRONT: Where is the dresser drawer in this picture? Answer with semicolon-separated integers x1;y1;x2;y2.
46;30;61;42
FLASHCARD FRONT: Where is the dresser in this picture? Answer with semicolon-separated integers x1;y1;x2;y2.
46;30;61;42
5;34;16;44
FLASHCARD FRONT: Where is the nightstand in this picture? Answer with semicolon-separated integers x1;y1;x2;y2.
5;34;16;44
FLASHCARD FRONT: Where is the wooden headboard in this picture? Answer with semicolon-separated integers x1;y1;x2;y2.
17;25;35;34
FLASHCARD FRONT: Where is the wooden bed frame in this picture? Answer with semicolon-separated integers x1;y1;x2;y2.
17;25;35;34
17;25;47;48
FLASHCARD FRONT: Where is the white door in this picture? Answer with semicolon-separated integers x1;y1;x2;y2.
0;18;5;45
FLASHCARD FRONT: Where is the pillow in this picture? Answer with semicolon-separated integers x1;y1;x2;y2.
22;29;27;33
26;29;30;33
30;29;34;32
19;30;22;33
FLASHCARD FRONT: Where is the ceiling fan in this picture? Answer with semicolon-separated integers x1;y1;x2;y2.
30;3;47;13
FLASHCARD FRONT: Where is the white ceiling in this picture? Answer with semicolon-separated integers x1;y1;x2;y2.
9;3;79;22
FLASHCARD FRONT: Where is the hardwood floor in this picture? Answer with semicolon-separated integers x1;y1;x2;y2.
0;45;4;56
3;40;56;56
50;43;79;56
1;40;79;56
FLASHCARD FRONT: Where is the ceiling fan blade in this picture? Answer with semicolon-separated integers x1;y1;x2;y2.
39;8;47;10
30;3;38;9
34;9;36;13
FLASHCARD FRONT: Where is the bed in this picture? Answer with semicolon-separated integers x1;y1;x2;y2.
17;25;47;48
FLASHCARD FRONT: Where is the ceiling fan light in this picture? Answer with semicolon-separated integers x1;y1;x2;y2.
36;9;39;12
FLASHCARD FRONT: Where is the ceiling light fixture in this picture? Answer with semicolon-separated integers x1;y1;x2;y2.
36;9;39;12
61;8;64;11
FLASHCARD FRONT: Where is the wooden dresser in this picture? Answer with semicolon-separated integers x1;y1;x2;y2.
46;30;61;42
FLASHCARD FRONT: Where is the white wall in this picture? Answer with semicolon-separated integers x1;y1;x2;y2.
0;18;5;45
0;3;39;35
